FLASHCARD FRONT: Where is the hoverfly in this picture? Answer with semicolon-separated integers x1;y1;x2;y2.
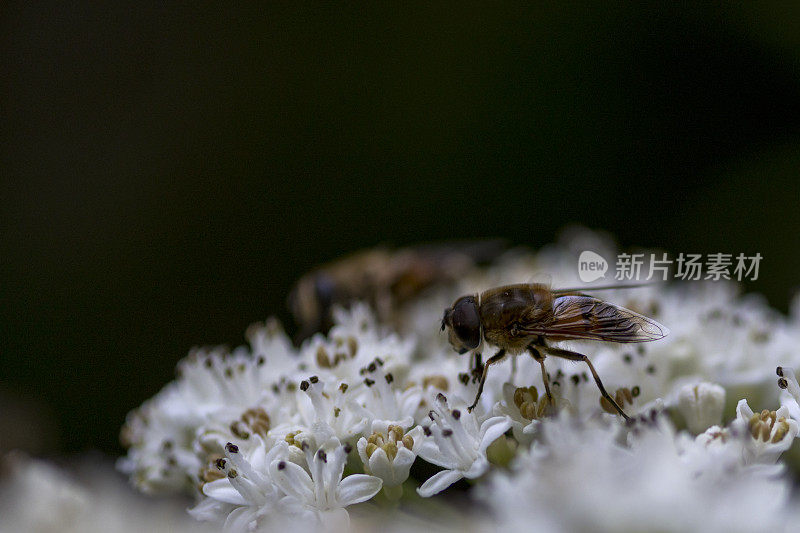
289;240;505;342
440;283;669;419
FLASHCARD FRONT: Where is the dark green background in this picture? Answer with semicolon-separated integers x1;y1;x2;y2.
2;4;800;456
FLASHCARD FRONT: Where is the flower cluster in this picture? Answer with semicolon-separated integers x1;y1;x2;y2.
119;229;800;531
120;303;512;529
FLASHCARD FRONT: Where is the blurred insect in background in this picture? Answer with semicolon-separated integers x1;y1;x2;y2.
441;283;669;419
289;240;505;342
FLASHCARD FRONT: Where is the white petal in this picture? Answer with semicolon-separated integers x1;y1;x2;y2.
269;460;314;503
405;426;426;453
224;506;258;532
368;448;394;483
521;420;541;435
203;479;248;505
356;437;370;466
416;439;452;468
478;416;512;453
392;447;416;471
736;398;754;420
464;456;489;479
319;508;350;531
188;495;233;522
244;437;270;474
416;469;464;497
336;474;382;506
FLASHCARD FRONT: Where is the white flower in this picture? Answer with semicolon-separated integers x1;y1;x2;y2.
777;365;800;421
306;303;416;382
120;337;295;494
357;425;423;496
0;453;211;533
416;393;511;497
483;414;795;532
733;399;798;465
245;317;303;383
269;436;382;529
117;228;800;531
676;382;726;434
189;438;286;531
492;383;557;444
294;376;368;442
358;360;422;431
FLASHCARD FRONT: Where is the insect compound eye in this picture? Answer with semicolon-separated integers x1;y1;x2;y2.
313;274;336;309
451;296;480;349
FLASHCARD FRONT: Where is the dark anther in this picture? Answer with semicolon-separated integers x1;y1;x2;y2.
300;380;310;391
277;461;286;470
779;378;789;389
631;385;641;397
458;372;470;385
375;357;384;366
385;373;394;384
423;426;432;436
623;354;632;364
436;392;447;403
343;444;352;454
442;429;453;437
309;375;319;384
215;458;227;469
571;375;580;386
777;367;785;377
451;409;461;420
339;383;349;393
257;355;265;365
317;449;327;463
428;411;435;421
364;378;375;387
368;362;377;372
225;442;239;454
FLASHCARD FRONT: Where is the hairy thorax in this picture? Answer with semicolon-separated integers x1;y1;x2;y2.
479;283;554;354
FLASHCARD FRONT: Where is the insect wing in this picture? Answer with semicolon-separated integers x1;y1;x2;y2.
522;295;669;343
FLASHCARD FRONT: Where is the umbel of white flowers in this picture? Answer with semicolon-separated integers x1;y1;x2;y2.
118;229;800;532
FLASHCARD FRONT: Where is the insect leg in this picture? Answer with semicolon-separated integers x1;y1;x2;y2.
470;351;484;382
540;345;631;421
468;349;506;412
526;346;552;402
509;354;517;382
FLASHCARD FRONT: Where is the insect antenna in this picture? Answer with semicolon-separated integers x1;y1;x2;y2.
552;282;661;294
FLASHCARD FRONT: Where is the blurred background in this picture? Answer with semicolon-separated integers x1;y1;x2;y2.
2;3;800;457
